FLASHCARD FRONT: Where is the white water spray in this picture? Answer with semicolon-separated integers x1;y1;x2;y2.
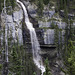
16;0;45;74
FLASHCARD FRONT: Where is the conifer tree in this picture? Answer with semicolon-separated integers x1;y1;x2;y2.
43;0;50;5
44;58;52;75
37;0;44;16
11;0;16;9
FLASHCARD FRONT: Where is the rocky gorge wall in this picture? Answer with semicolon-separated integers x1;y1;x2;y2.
0;4;23;45
1;0;75;75
19;0;66;75
0;0;65;75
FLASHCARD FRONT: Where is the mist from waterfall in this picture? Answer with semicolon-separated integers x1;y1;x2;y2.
16;0;45;74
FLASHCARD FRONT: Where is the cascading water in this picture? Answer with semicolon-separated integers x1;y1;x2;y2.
16;0;45;74
4;0;8;63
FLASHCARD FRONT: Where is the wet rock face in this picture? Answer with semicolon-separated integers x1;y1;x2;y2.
22;16;32;52
35;28;44;44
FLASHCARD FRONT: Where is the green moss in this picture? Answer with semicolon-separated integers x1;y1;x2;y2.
39;27;51;29
60;67;67;75
0;64;2;70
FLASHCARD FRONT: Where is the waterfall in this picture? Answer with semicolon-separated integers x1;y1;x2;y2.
16;0;45;74
4;0;8;62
